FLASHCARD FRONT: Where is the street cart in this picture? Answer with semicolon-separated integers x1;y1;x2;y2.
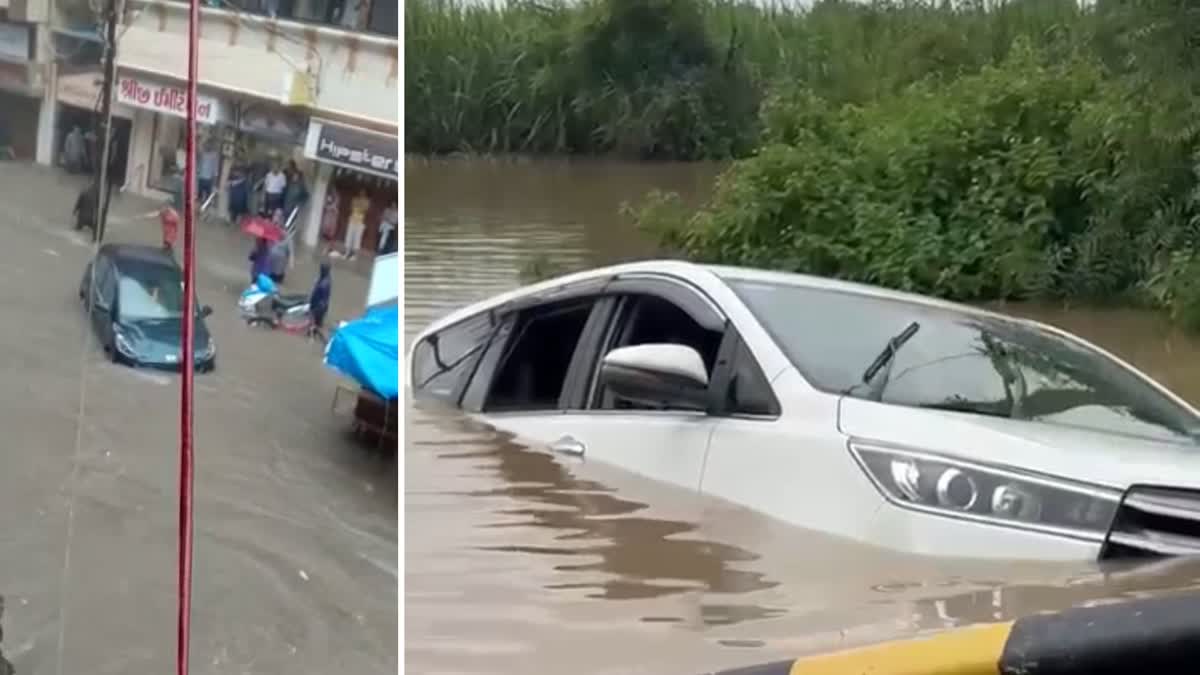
324;301;398;451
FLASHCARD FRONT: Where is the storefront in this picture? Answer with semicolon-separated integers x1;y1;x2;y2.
0;20;43;161
224;101;312;218
116;71;231;198
53;69;135;181
300;118;397;252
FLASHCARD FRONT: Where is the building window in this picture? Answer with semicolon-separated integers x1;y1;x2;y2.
366;0;395;36
171;0;392;36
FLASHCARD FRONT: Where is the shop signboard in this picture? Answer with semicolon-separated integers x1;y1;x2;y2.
303;119;397;180
115;75;225;126
0;22;32;63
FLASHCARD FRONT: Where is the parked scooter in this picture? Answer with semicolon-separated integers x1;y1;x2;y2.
238;274;316;337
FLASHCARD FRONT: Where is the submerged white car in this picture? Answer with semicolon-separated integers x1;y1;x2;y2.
409;260;1200;561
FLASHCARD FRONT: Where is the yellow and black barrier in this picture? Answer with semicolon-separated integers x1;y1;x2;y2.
707;590;1200;675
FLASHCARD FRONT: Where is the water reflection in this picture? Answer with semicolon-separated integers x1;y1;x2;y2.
419;406;779;609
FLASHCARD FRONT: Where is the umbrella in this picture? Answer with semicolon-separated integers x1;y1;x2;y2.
240;215;285;242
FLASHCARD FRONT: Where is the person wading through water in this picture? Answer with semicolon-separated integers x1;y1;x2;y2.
72;181;114;240
131;197;180;254
308;260;332;342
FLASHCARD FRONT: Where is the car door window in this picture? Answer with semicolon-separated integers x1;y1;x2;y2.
724;341;780;417
484;299;595;412
411;311;498;404
92;258;114;309
593;294;724;411
102;264;119;312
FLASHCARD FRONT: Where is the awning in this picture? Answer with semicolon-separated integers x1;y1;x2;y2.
324;302;399;400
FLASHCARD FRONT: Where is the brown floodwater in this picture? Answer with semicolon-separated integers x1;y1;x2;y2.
403;158;1200;674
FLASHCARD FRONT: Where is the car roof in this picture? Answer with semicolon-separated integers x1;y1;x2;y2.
99;243;179;270
415;259;1049;342
703;264;995;316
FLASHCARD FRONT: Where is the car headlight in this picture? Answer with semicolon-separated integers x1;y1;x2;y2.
850;441;1122;539
113;325;136;357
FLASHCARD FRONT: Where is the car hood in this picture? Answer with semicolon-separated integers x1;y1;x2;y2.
119;317;211;351
837;396;1200;490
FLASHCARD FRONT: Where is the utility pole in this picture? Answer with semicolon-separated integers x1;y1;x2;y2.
93;0;121;243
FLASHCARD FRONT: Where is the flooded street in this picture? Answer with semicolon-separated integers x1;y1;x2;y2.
405;159;1200;673
0;163;396;674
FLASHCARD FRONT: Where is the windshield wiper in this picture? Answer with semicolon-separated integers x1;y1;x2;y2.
916;400;1013;419
847;321;920;401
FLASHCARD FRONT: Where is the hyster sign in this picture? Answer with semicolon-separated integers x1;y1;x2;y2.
116;76;223;126
304;120;397;179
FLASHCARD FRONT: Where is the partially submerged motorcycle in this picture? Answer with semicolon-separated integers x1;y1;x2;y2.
238;274;319;339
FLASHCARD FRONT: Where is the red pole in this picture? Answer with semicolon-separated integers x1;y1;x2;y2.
178;0;199;669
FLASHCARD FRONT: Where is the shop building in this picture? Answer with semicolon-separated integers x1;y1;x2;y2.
300;117;397;251
109;0;397;250
52;68;135;182
0;18;47;161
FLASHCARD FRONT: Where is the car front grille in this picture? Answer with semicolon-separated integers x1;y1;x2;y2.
1100;485;1200;560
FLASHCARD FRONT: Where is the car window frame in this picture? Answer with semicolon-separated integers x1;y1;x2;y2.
475;296;606;414
410;308;503;406
452;278;616;413
95;256;116;311
707;328;782;419
576;275;732;415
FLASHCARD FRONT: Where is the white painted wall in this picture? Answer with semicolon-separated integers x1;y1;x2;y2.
119;0;397;128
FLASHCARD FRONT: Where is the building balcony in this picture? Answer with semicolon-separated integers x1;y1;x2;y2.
167;0;394;38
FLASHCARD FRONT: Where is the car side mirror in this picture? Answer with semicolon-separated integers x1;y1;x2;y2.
599;343;709;410
200;305;213;318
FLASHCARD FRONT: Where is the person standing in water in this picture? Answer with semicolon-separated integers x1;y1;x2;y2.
62;126;86;173
308;261;332;341
197;142;220;206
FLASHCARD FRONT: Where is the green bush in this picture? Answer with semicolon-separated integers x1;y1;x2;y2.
635;42;1200;313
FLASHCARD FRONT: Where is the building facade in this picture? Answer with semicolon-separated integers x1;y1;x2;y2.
32;0;397;251
0;0;59;165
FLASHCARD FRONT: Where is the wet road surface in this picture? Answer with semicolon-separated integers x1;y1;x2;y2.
405;158;1200;674
0;163;396;674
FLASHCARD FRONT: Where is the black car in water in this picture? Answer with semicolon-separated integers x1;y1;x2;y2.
78;243;216;372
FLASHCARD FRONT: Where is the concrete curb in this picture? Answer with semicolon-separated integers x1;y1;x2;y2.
707;591;1200;675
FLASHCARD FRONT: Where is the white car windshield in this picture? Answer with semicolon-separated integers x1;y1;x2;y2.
118;263;186;320
727;278;1200;443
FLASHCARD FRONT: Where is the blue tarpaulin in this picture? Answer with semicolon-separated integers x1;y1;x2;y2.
324;302;399;399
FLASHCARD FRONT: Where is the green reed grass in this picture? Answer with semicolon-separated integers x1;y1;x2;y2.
405;0;1092;159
